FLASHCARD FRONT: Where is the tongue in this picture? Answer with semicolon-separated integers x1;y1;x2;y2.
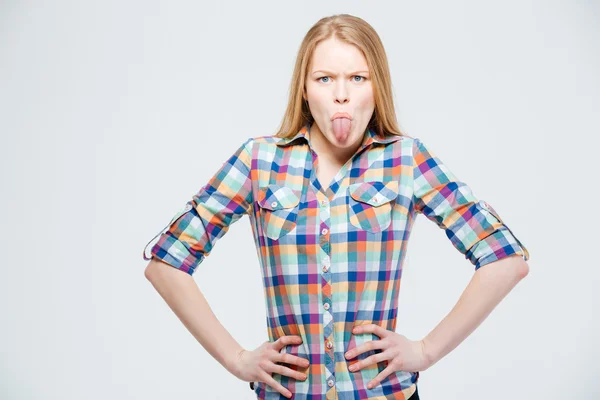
332;118;351;141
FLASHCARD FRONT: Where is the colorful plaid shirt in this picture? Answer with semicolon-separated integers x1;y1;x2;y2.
142;121;529;400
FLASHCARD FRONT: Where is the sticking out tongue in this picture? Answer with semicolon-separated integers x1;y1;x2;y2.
332;117;351;141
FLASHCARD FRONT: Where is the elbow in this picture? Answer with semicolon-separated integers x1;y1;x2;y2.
518;261;530;279
144;259;159;281
144;258;185;281
505;254;530;281
144;265;154;281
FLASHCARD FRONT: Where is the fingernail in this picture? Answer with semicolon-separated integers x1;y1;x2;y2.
345;352;353;358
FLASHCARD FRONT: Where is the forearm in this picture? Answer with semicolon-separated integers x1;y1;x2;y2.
145;259;244;375
422;254;529;368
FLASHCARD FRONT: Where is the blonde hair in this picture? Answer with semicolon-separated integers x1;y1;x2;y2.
275;14;406;139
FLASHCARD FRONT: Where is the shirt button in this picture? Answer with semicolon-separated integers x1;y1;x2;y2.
326;340;333;349
321;228;328;235
327;379;334;387
322;265;328;272
324;302;330;310
271;201;278;207
321;199;328;206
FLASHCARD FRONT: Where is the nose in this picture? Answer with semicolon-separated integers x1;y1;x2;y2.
334;83;349;104
335;96;349;104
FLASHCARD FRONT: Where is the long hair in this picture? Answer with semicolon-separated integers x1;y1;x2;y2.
274;14;406;139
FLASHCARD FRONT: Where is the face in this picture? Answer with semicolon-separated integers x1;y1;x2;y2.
304;36;375;153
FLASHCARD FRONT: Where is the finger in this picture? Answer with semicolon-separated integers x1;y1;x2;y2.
345;338;384;360
348;351;388;372
277;353;310;369
273;335;303;351
261;371;293;399
271;363;308;381
353;324;389;338
365;364;396;389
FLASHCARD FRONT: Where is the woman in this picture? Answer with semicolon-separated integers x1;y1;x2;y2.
142;14;530;400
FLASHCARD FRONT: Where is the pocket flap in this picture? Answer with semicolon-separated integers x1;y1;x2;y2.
349;180;399;206
258;184;301;210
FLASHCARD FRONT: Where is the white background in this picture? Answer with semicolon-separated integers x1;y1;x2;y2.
1;1;598;399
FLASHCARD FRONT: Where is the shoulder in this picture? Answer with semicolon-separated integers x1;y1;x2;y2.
232;135;280;152
241;134;288;147
240;134;294;155
384;134;418;156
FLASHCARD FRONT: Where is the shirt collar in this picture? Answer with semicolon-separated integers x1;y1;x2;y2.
276;121;402;148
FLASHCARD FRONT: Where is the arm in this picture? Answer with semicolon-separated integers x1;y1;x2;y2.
411;137;531;368
421;255;529;367
144;258;244;374
141;138;254;373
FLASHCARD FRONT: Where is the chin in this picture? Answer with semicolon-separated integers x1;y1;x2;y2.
332;133;361;147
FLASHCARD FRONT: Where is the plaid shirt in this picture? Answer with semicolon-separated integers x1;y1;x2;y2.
143;122;529;399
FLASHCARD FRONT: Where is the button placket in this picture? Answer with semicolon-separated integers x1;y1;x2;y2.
322;254;330;272
317;193;336;396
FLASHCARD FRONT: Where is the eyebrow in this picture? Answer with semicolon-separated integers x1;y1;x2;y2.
312;70;370;75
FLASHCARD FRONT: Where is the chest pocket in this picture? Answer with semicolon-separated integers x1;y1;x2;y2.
348;180;399;233
257;184;301;240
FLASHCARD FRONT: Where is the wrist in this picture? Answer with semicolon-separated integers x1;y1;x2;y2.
226;346;246;377
420;337;437;369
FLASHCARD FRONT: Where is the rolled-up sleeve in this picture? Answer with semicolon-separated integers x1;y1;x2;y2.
142;137;254;275
412;137;530;270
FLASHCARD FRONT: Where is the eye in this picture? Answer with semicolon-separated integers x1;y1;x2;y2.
317;75;367;83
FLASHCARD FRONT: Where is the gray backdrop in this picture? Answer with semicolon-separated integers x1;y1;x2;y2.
1;1;598;399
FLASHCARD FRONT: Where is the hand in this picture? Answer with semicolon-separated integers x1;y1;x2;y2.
344;324;431;390
233;335;310;399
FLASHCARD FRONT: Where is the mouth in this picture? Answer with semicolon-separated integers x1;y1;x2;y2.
331;112;352;120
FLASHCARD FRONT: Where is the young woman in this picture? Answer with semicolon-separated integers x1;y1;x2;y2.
143;14;530;400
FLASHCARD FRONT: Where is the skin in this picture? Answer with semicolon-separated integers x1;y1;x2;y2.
145;35;530;398
145;257;308;400
303;36;375;175
346;255;529;389
300;35;431;389
298;36;530;390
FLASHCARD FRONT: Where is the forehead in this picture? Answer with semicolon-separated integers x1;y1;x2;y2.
309;37;368;71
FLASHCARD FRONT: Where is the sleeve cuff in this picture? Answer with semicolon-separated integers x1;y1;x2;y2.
149;234;205;276
467;228;529;270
